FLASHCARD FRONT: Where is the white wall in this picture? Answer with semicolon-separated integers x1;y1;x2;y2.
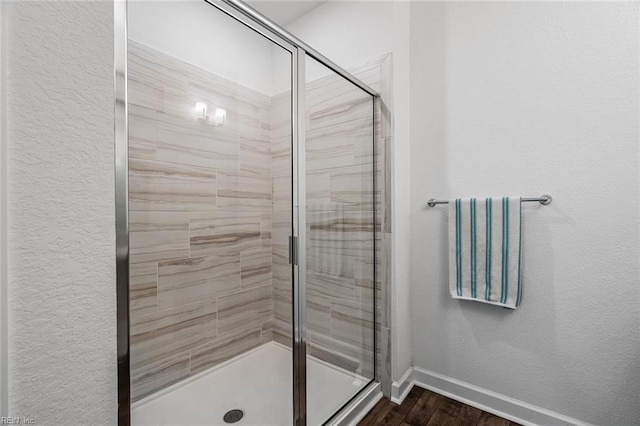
0;0;7;417
388;1;412;385
128;0;277;95
286;0;413;383
409;2;640;425
4;1;117;423
286;1;393;72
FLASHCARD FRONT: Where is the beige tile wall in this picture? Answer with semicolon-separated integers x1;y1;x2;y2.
128;41;275;401
270;90;294;348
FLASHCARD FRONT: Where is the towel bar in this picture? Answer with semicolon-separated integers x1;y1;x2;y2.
427;194;552;208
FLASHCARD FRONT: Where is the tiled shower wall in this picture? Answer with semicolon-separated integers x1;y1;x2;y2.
128;41;275;401
128;40;392;401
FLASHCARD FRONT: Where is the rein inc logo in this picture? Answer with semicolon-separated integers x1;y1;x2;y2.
1;417;35;425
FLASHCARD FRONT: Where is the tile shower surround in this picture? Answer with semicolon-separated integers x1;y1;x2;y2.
128;40;392;401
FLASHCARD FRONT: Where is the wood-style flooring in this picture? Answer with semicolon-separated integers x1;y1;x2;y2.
358;386;522;426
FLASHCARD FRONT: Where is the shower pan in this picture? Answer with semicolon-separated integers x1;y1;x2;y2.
115;0;380;424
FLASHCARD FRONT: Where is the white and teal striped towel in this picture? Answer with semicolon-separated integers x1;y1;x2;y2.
449;197;522;309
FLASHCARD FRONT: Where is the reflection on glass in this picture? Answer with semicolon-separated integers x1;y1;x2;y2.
305;55;376;424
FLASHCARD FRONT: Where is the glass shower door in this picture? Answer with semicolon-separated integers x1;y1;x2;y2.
303;55;376;424
125;1;295;424
119;2;379;424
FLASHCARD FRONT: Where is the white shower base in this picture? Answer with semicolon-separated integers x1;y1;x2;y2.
132;342;370;426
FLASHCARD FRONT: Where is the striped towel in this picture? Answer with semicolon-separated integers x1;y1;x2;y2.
449;197;522;309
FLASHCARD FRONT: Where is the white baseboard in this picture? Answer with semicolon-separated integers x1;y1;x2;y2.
391;367;593;426
390;366;414;404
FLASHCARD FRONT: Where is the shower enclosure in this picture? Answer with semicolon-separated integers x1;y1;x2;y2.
115;0;379;424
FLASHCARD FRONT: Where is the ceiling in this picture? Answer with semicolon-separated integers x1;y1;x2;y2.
245;0;327;26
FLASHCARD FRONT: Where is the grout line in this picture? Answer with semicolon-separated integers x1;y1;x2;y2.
155;261;159;313
215;293;220;340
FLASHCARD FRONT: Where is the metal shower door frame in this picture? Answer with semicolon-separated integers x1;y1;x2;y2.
115;1;379;425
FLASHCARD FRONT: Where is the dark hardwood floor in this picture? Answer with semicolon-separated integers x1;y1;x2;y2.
357;386;521;426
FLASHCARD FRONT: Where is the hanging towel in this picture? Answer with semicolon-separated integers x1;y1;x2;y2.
448;197;522;309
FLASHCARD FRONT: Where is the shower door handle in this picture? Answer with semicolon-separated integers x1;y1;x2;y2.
288;236;298;265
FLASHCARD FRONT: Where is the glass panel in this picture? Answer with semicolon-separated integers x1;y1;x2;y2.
126;2;293;424
304;55;376;424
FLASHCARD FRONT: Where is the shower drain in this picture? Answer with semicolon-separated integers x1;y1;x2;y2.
223;409;244;424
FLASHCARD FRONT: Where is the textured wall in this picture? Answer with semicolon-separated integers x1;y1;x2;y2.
409;2;640;425
127;41;275;401
5;1;116;423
